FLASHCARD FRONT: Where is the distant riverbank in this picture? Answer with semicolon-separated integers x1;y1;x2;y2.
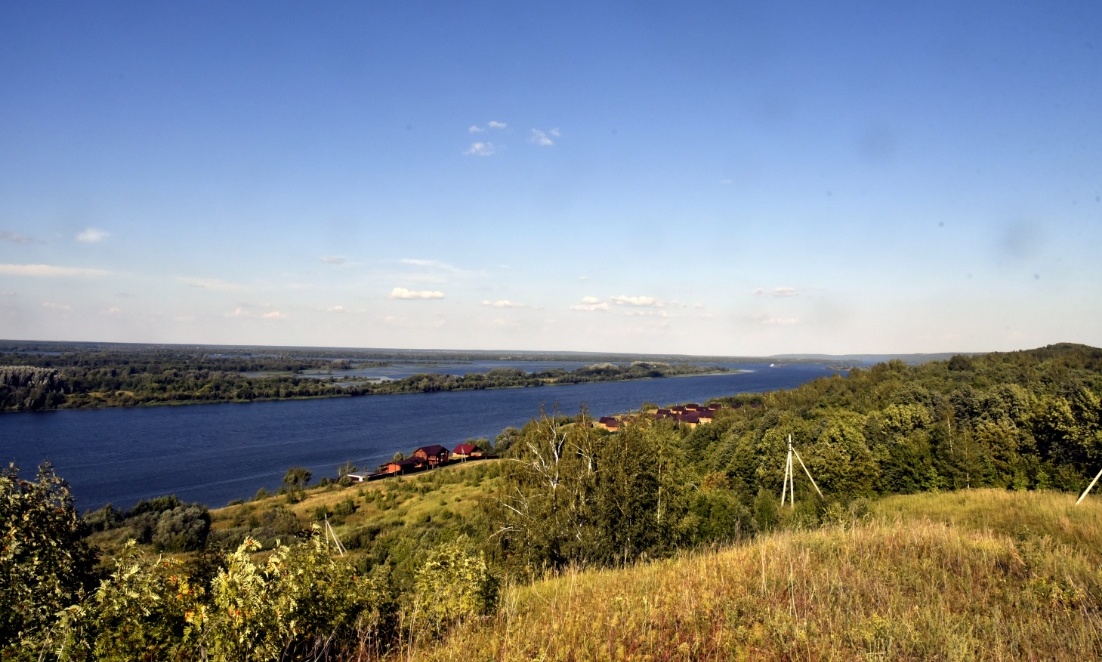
1;356;730;412
0;362;841;510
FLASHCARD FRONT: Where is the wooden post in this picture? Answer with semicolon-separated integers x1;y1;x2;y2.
1076;467;1102;506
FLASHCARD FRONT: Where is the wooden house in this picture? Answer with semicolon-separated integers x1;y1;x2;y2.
414;444;450;466
452;442;482;460
379;458;422;475
596;416;621;432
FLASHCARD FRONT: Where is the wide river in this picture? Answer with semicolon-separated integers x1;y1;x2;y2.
0;362;841;510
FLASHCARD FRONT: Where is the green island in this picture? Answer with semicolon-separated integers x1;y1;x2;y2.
0;341;731;411
5;342;1102;659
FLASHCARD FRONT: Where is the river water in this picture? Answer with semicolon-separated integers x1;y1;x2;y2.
0;362;841;510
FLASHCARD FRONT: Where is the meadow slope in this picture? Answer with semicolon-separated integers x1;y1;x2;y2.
398;489;1102;661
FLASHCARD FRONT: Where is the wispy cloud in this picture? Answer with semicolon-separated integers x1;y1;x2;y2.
482;299;525;308
178;276;250;292
464;142;496;156
0;231;31;244
321;256;346;265
754;287;799;297
571;295;609;312
226;305;286;319
42;301;72;311
468;125;486;134
488;120;507;129
0;264;111;277
400;258;463;272
530;128;560;146
390;287;445;300
612;295;663;307
76;228;109;243
623;309;670;318
326;305;345;313
397;258;476;281
759;316;800;326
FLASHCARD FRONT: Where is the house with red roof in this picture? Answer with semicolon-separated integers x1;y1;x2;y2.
414;444;450;467
452;442;482;460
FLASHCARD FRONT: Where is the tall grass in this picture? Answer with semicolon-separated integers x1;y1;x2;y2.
397;490;1102;660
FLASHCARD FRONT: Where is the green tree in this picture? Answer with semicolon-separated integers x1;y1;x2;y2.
282;466;312;503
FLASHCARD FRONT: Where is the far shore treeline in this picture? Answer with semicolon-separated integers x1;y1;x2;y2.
0;341;732;412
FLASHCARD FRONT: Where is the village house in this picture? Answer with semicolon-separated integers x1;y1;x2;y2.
413;444;450;466
378;458;423;476
452;442;483;460
595;416;621;431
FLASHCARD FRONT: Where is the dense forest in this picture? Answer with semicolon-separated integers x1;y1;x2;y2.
0;341;728;411
4;343;1102;660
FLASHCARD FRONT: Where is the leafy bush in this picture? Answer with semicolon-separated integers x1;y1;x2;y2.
151;505;211;552
1;462;95;657
407;540;498;638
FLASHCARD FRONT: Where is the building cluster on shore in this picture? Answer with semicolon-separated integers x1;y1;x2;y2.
348;401;728;482
347;442;486;481
595;402;724;432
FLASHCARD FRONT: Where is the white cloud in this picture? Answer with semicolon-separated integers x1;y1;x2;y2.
468;125;486;134
76;228;109;243
178;276;250;292
0;264;111;277
612;295;663;307
399;258;463;272
390;287;445;300
759;316;800;326
464;142;496;156
226;305;285;319
487;120;507;129
321;256;346;265
623;309;670;318
530;128;559;146
41;301;71;311
754;287;799;297
0;231;31;244
571;296;609;312
104;306;121;315
326;305;346;313
482;299;525;308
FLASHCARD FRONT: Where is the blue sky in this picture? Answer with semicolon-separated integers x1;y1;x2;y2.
1;2;1100;356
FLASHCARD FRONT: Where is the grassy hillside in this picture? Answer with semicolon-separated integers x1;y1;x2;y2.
398;489;1102;660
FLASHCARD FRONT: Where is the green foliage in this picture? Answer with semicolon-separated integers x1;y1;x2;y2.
52;541;203;662
283;467;312;504
152;506;211;552
1;462;95;657
408;540;498;638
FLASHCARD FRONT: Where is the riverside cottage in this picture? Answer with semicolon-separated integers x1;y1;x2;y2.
413;444;450;467
452;442;482;460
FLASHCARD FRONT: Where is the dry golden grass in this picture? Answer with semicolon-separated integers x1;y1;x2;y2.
397;490;1102;661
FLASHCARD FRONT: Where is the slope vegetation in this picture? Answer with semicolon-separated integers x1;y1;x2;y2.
402;489;1102;660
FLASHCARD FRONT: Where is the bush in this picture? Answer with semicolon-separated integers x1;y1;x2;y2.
407;540;498;638
151;505;211;552
1;462;96;657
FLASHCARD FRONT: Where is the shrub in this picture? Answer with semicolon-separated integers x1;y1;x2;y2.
1;462;95;657
407;540;498;638
152;505;211;552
